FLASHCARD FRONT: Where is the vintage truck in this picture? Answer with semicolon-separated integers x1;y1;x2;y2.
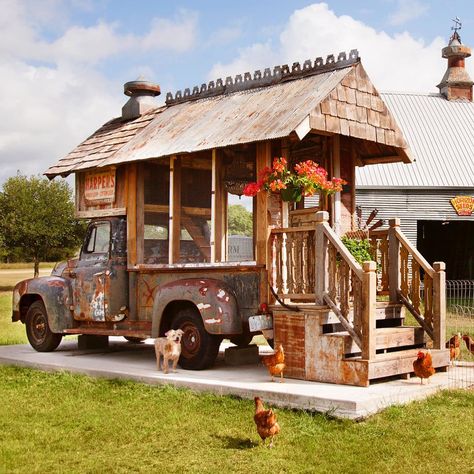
12;215;270;369
11;52;449;385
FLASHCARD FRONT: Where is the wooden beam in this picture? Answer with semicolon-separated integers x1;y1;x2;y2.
332;135;341;235
76;208;126;219
168;155;181;264
255;141;271;266
126;163;137;267
136;164;144;264
144;204;211;218
211;149;225;262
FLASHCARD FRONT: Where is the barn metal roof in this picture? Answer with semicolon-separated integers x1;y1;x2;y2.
356;92;474;188
45;51;411;178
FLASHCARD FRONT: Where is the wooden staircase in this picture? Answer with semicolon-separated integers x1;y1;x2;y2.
273;302;450;387
269;210;451;387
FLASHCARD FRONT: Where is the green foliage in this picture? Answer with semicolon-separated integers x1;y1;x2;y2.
341;237;373;265
0;174;86;269
228;204;253;236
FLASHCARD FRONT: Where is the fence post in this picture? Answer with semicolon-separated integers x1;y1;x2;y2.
362;261;377;360
432;262;446;350
315;211;329;305
388;218;401;304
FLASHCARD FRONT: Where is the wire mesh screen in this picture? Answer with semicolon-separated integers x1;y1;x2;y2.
445;280;474;389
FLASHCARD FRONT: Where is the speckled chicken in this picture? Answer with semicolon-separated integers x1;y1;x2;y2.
261;344;285;382
254;397;281;448
413;351;435;384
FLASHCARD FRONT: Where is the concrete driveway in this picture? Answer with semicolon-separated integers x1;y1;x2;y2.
0;338;471;419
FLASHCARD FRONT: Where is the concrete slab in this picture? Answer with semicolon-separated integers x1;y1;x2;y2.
0;339;472;420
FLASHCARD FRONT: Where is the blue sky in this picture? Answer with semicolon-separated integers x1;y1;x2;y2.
1;0;473;184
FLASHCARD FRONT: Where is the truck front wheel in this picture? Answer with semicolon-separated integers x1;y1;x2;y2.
25;301;62;352
171;307;221;370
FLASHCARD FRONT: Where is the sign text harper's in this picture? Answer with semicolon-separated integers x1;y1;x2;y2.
450;196;474;216
84;169;116;204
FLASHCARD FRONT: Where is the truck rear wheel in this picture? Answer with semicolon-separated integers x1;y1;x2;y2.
25;301;62;352
171;307;221;370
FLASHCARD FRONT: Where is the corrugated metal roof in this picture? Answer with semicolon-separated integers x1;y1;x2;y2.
46;68;352;177
356;92;474;188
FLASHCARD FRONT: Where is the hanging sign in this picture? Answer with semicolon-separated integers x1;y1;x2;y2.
450;196;474;216
84;169;116;204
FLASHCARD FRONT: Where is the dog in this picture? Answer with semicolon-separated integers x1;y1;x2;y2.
154;329;184;374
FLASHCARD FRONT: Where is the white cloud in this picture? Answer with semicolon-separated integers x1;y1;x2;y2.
389;0;429;26
208;2;458;94
0;1;198;184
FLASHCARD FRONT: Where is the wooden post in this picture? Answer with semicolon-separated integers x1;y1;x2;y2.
255;141;271;265
168;155;181;264
211;149;225;262
361;261;377;360
332;135;341;235
314;210;329;305
432;262;446;350
388;218;401;304
136;164;144;265
126;163;138;267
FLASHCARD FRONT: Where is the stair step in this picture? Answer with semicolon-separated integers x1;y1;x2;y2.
346;348;451;381
319;301;404;326
327;326;424;354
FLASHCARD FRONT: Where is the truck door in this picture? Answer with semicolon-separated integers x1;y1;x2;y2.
71;220;115;322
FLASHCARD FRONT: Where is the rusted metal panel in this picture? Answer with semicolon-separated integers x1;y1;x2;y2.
12;276;74;333
150;278;241;337
45;68;353;177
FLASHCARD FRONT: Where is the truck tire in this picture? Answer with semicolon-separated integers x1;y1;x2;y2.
25;301;62;352
171;307;221;370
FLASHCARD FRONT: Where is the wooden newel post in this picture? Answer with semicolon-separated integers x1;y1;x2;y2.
432;261;446;350
388;218;401;304
362;261;377;360
314;211;329;305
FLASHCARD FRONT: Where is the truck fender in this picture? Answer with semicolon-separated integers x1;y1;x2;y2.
151;278;241;337
12;277;74;333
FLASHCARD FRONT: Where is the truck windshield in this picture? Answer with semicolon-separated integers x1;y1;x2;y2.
82;222;111;258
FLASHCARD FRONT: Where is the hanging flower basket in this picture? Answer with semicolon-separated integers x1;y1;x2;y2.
243;157;346;203
280;184;303;202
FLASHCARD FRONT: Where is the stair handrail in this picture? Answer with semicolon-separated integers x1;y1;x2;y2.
387;218;446;349
315;211;377;360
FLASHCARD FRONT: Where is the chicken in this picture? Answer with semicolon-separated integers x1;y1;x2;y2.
253;397;280;448
446;333;461;363
462;334;474;355
413;351;435;384
261;344;285;382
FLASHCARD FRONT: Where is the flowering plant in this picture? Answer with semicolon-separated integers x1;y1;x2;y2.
243;157;346;202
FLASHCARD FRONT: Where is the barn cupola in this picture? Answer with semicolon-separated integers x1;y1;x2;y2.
122;78;161;120
437;19;473;101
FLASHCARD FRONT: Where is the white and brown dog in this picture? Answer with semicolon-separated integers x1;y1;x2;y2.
154;329;184;374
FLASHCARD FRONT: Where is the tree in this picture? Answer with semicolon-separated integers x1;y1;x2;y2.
0;174;86;277
228;204;253;236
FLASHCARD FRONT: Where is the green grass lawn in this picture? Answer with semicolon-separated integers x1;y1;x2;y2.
0;292;27;345
0;365;473;474
1;281;474;472
0;264;55;291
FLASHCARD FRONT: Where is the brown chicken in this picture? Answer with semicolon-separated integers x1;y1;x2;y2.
413;351;435;384
446;333;461;363
261;344;285;382
462;334;474;355
254;397;281;448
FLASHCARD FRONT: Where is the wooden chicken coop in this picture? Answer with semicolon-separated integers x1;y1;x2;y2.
44;49;450;386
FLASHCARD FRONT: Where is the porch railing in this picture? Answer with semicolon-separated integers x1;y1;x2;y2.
269;211;377;360
369;218;446;349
